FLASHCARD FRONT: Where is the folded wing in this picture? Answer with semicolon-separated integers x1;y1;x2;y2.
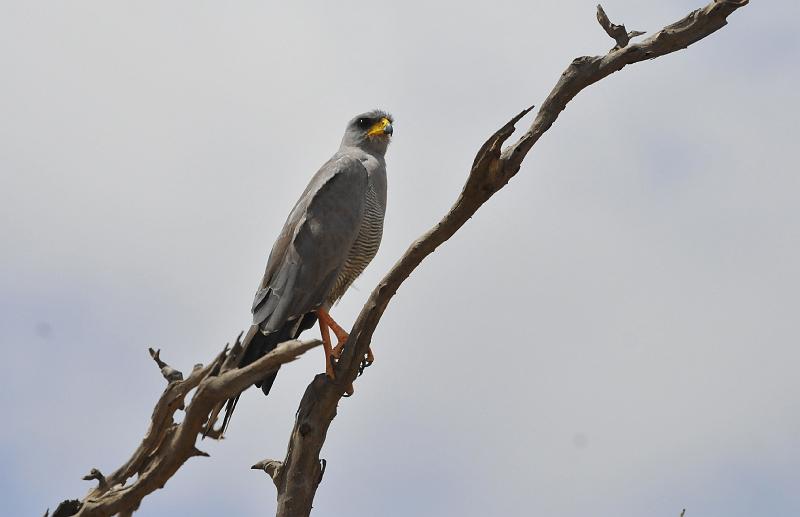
252;154;369;331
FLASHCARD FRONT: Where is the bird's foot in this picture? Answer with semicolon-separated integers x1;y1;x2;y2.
318;316;336;380
331;338;347;360
329;328;349;360
317;308;349;358
316;309;363;395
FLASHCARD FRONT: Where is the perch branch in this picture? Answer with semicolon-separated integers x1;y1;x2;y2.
48;334;320;517
267;1;748;516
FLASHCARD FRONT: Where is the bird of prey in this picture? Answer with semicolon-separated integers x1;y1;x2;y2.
220;110;393;430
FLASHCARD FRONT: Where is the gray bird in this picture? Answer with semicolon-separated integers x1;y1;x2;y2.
220;110;393;431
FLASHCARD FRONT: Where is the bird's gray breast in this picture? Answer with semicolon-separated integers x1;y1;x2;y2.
327;174;385;303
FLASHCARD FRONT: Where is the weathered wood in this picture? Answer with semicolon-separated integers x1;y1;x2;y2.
596;4;646;50
49;337;320;517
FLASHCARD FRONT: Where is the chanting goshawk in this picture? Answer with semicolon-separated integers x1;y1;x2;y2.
221;110;393;430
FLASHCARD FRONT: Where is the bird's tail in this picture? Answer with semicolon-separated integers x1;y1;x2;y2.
215;313;317;435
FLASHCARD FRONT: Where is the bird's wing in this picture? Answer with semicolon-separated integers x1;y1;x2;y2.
252;154;368;331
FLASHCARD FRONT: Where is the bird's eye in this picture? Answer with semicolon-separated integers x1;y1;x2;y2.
357;118;371;128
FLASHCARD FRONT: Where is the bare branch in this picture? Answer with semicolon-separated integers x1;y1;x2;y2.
47;500;81;517
596;4;646;50
81;469;107;491
50;337;320;517
504;0;748;169
252;459;284;488
148;348;184;382
269;1;748;515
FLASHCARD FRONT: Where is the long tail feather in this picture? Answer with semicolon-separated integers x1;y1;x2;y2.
216;313;317;435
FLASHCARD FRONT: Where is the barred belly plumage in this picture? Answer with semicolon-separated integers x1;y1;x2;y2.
327;183;385;303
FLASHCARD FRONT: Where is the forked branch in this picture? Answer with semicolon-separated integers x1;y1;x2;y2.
48;333;320;517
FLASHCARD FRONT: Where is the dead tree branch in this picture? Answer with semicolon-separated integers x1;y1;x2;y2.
263;1;748;516
596;4;646;51
48;333;320;517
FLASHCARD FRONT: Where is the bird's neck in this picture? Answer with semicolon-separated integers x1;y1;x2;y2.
339;145;386;167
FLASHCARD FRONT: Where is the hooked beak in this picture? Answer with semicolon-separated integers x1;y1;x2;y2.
367;117;393;138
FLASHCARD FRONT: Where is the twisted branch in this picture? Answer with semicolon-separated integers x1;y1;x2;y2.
48;334;320;517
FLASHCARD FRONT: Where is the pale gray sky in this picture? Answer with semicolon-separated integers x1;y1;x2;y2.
2;1;799;516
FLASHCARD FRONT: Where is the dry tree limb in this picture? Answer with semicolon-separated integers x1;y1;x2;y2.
262;1;749;516
48;333;320;517
596;4;646;51
47;500;82;517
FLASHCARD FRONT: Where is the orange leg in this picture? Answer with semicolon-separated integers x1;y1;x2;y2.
317;309;376;368
318;309;349;358
318;317;335;379
332;341;347;359
316;309;354;395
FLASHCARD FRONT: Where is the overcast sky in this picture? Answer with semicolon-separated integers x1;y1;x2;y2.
2;1;799;516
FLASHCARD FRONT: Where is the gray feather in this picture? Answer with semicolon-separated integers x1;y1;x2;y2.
253;154;372;330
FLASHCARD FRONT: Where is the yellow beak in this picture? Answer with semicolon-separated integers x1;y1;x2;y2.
367;117;393;137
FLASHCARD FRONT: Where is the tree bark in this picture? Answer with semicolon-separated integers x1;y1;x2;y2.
48;334;320;517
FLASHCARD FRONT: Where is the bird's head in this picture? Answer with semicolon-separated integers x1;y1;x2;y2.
341;109;393;155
